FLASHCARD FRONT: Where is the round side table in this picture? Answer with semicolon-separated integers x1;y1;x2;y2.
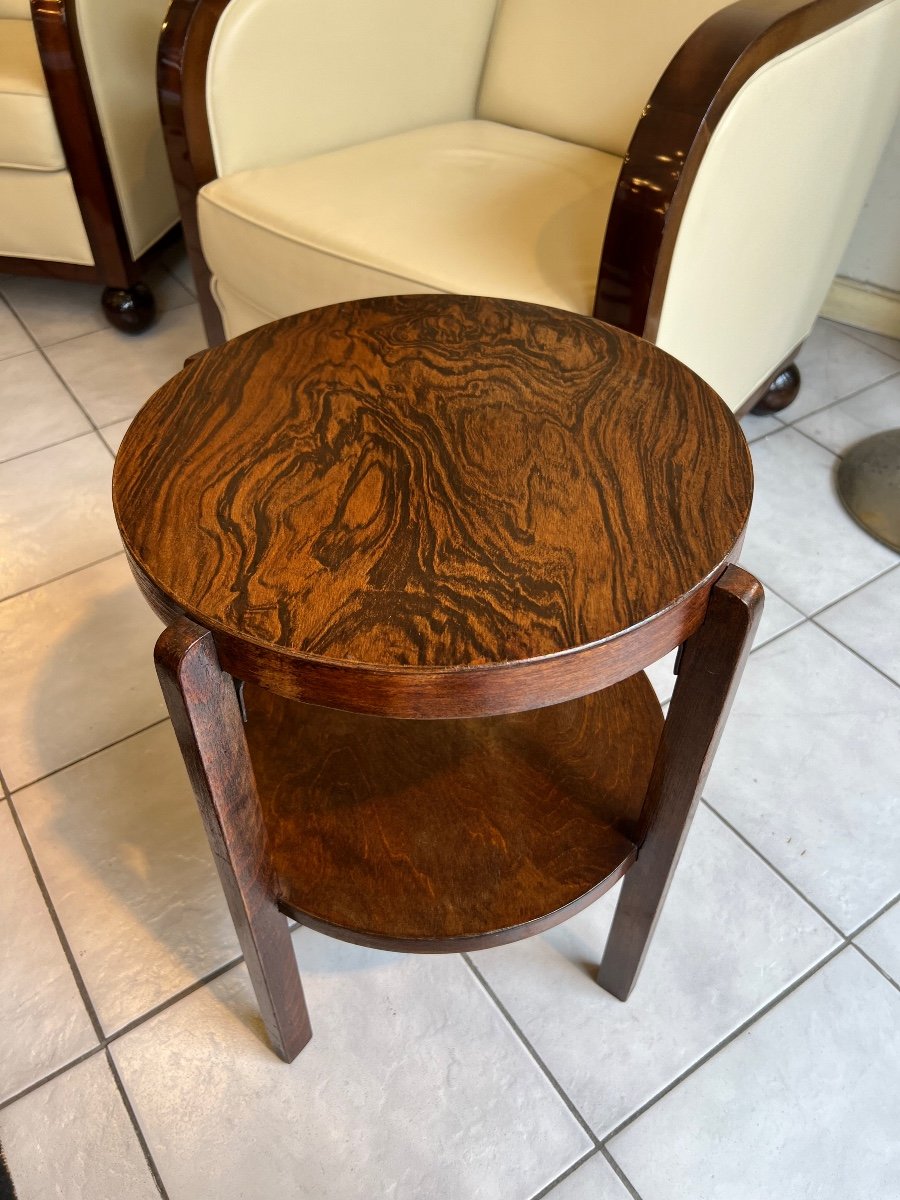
113;295;761;1062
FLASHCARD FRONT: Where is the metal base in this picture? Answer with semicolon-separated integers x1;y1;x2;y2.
836;429;900;552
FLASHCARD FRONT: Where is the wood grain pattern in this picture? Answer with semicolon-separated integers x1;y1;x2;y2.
114;295;752;718
155;619;312;1061
596;564;764;1000
243;672;662;951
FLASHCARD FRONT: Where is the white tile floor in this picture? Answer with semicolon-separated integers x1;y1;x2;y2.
0;258;898;1200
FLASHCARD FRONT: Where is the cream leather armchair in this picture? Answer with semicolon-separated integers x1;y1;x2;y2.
160;0;900;412
0;0;179;330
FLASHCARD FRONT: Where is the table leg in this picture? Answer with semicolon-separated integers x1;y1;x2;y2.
596;564;763;1001
155;619;313;1062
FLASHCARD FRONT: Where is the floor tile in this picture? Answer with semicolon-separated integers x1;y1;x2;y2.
607;949;900;1200
739;411;782;442
706;621;900;932
44;304;206;426
545;1154;634;1199
15;723;240;1034
815;565;900;685
0;266;194;348
98;417;132;455
471;805;839;1137
780;319;900;423
0;556;165;792
0;803;96;1105
0;1052;160;1200
0;351;90;463
0;297;34;359
842;325;900;361
855;900;900;985
0;433;121;598
739;426;897;614
644;588;804;705
794;370;900;455
113;933;591;1200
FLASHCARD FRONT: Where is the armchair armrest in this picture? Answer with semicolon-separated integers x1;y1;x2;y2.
30;0;177;281
594;0;900;412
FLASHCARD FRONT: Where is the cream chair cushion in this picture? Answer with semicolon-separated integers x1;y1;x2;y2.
199;120;623;337
0;19;65;171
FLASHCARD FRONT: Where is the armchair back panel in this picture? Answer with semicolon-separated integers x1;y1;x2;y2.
655;0;900;408
0;0;29;15
77;0;179;258
477;0;731;155
206;0;499;177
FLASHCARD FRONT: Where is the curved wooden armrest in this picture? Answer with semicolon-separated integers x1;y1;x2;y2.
592;0;887;339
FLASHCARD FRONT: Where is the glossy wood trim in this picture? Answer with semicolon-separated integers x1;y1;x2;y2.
593;0;888;339
155;618;313;1062
31;0;134;287
158;0;228;344
596;563;764;1000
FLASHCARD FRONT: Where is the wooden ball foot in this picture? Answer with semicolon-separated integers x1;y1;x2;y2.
752;362;800;414
101;283;156;334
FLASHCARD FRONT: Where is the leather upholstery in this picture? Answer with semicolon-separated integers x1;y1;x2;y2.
200;121;622;328
198;0;900;412
477;0;731;155
0;19;65;171
0;166;93;263
655;0;900;409
206;0;499;176
0;0;30;16
75;0;178;258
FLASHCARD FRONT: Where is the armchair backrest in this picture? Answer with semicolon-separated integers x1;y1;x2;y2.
0;0;29;16
206;0;498;176
477;0;731;155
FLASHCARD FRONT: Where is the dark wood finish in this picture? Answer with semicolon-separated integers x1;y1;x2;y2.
596;564;763;1000
157;0;878;392
0;1;178;330
114;295;753;718
102;283;156;333
114;295;761;1055
244;675;662;951
751;361;802;414
155;619;312;1062
157;0;228;344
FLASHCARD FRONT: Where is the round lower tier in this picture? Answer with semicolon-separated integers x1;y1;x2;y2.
243;673;663;952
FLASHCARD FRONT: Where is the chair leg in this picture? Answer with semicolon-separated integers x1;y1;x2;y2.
155;619;312;1062
752;362;800;414
596;564;764;1001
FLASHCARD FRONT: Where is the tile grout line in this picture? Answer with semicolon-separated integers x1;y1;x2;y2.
0;296;107;441
848;943;900;996
104;1049;170;1200
0;1045;106;1115
839;324;900;363
0;549;125;607
7;716;171;797
598;1144;645;1200
526;1148;605;1200
699;799;848;939
773;364;900;431
0;426;110;470
806;558;900;622
846;889;900;940
462;954;601;1152
599;941;847;1149
809;617;900;694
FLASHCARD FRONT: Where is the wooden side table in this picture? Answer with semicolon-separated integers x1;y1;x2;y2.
113;295;760;1063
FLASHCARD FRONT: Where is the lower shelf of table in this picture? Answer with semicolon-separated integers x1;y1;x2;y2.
243;672;663;952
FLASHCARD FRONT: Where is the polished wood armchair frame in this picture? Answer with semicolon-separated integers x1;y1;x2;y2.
0;0;180;331
157;0;896;413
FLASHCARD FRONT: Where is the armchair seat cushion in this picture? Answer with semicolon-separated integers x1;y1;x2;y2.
198;120;623;329
0;19;65;171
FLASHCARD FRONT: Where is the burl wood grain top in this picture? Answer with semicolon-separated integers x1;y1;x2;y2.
114;295;752;716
